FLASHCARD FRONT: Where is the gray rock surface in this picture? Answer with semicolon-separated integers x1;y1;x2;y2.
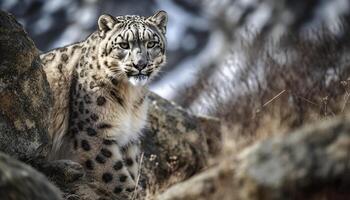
142;93;222;186
0;152;62;200
0;10;52;160
237;114;350;200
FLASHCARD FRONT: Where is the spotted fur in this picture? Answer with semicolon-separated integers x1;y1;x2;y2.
41;11;167;197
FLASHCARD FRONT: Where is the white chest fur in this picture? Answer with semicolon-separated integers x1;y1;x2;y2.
89;84;149;146
107;99;148;146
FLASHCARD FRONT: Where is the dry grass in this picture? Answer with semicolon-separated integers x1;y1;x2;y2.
176;22;350;157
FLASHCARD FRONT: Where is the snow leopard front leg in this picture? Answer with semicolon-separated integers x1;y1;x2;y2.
121;141;142;182
73;137;139;196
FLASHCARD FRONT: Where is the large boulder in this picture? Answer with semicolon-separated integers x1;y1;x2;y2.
236;114;350;200
0;10;52;161
142;93;221;186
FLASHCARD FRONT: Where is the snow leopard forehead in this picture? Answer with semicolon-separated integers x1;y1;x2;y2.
116;15;146;23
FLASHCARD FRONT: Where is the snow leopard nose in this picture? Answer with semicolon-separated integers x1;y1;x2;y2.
133;59;147;71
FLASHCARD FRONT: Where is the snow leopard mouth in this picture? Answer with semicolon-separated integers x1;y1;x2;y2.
128;74;149;86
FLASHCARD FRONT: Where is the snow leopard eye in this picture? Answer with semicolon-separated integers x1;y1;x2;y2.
147;41;157;49
118;42;130;49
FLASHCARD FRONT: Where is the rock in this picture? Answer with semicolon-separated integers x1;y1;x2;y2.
141;92;222;186
237;114;350;200
156;162;234;200
34;159;85;188
0;152;62;200
0;10;52;160
157;114;350;200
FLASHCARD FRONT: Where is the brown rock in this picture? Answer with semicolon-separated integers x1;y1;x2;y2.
0;10;52;160
142;92;222;187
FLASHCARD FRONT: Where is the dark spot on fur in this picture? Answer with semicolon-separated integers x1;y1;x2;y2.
134;97;145;108
81;140;91;151
102;172;113;183
110;91;124;106
92;75;98;80
96;96;106;106
113;161;123;171
89;81;96;89
82;47;86;53
89;64;93;69
110;78;119;86
97;64;101;69
85;160;94;170
119;174;127;182
57;64;63;73
101;148;112;158
79;102;84;114
86;127;97;136
125;158;133;166
90;113;99;121
130;173;135;180
96;154;106;164
103;139;114;145
78;84;82;90
114;187;122;194
61;54;69;62
84;94;92;104
80;70;85;78
125;188;134;192
59;47;67;52
85;109;90;114
97;123;112;129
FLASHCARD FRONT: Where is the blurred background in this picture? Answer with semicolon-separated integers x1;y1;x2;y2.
1;0;350;119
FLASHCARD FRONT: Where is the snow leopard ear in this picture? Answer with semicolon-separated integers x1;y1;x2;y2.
147;10;168;35
98;14;116;38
